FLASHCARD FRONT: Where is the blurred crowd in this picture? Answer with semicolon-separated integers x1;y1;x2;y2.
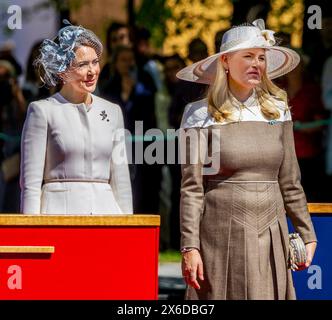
1;18;332;251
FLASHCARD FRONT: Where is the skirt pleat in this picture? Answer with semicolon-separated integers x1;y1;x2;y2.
185;181;296;300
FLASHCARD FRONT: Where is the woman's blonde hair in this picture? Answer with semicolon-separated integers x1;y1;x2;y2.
207;56;288;122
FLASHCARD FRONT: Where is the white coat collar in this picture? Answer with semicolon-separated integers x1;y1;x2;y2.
51;92;95;112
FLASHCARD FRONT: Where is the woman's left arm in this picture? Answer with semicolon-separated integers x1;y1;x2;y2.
110;105;133;214
278;119;317;243
278;116;317;267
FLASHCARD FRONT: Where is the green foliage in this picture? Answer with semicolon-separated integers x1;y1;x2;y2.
159;250;181;263
135;0;172;49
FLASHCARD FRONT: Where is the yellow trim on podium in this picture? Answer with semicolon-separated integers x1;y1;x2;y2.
0;246;55;253
307;203;332;214
0;214;160;226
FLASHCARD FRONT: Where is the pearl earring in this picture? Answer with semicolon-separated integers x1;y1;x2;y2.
225;69;229;74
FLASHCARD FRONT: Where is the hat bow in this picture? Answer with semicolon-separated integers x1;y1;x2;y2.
252;19;276;46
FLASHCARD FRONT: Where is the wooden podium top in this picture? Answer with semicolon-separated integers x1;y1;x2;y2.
0;203;331;226
307;203;332;214
0;214;160;226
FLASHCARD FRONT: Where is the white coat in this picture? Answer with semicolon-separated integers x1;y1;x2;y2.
20;92;133;214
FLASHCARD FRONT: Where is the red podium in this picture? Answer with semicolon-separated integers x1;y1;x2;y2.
0;214;160;300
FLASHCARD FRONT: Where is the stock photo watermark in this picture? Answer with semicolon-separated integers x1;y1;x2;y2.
0;264;323;292
307;265;322;290
307;5;322;30
111;123;221;175
0;4;324;32
0;4;22;30
7;5;22;30
0;265;22;290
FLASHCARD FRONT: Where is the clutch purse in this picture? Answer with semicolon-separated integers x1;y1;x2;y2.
288;233;307;271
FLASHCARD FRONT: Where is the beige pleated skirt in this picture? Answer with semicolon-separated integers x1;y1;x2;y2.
185;180;296;300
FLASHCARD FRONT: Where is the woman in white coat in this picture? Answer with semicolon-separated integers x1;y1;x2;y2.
20;22;133;215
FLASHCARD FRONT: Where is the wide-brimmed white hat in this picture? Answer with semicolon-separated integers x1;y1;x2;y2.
176;19;300;84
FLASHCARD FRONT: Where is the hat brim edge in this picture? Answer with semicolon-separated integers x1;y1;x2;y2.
176;45;300;84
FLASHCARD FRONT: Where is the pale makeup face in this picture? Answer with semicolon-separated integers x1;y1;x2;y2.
62;46;100;94
221;48;266;90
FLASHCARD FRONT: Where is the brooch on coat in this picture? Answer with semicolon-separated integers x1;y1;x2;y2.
100;110;110;122
268;119;277;125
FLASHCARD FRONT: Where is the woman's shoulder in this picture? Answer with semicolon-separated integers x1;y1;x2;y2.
181;98;214;129
24;97;58;122
27;93;77;113
27;96;58;112
28;92;68;109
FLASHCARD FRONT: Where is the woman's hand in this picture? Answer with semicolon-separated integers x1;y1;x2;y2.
296;241;317;271
181;249;204;289
304;241;317;268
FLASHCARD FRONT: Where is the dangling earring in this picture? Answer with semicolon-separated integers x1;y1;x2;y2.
225;69;229;74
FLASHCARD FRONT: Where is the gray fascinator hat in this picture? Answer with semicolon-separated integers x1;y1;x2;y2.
34;20;103;87
176;19;300;84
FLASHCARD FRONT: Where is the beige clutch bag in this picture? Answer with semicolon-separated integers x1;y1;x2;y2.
288;233;307;271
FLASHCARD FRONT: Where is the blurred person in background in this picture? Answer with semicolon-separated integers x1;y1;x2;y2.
304;16;332;83
272;34;329;201
277;52;328;202
22;41;55;104
100;45;156;132
156;54;186;250
133;26;164;92
214;30;226;54
322;51;332;200
166;39;209;250
0;59;26;212
100;45;160;215
169;38;209;130
187;38;209;65
156;54;186;132
0;41;23;78
99;22;132;90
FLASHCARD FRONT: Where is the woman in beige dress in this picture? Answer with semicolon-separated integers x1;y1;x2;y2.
20;22;132;215
177;19;317;300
